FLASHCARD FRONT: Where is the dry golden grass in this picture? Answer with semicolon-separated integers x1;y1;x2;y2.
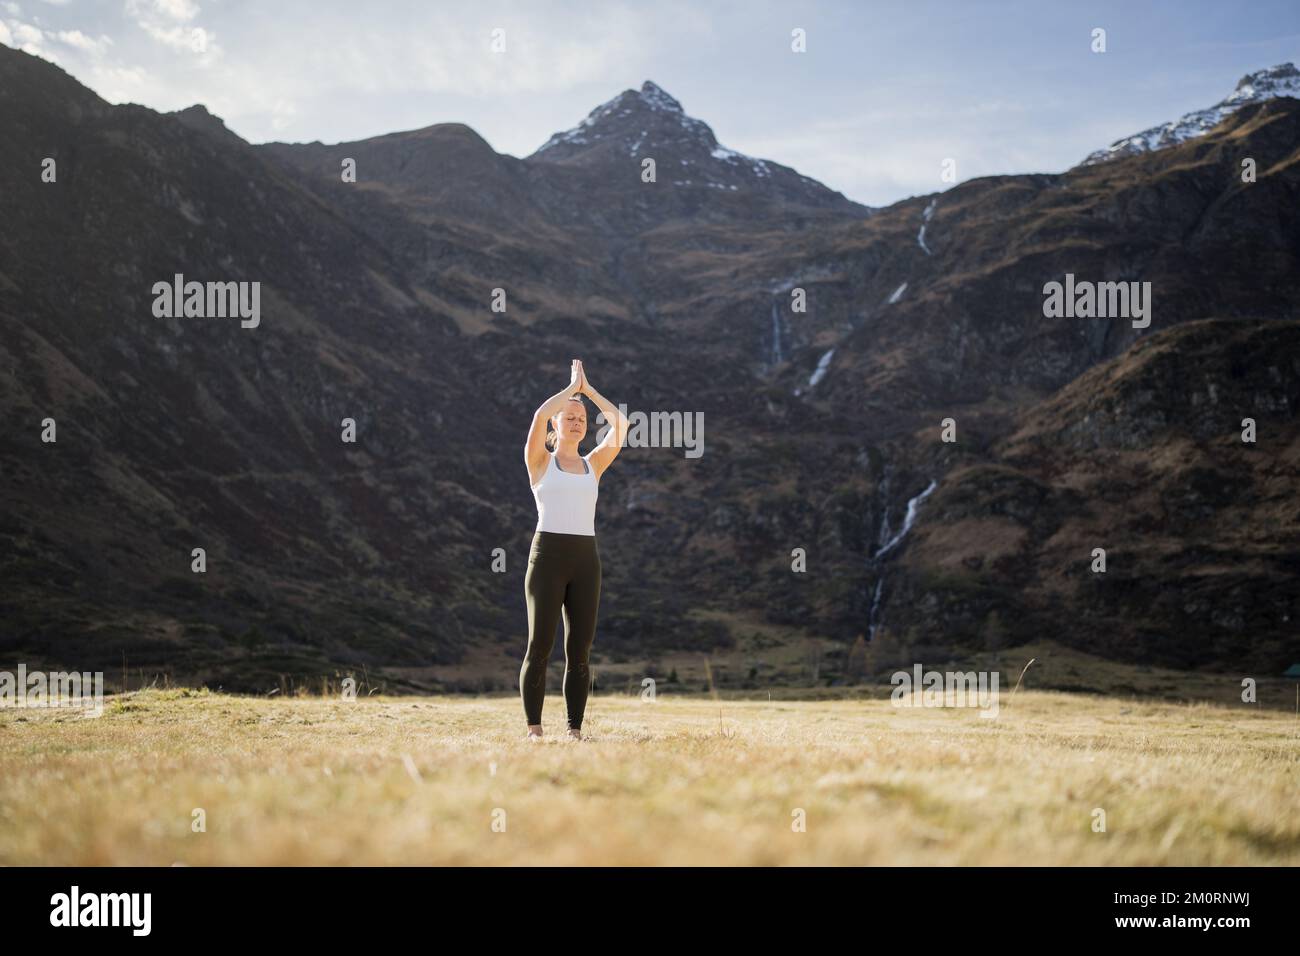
1;687;1296;865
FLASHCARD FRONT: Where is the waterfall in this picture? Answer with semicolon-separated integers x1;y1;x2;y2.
769;298;784;365
917;199;936;255
807;348;834;388
867;478;938;641
875;480;937;559
866;578;886;641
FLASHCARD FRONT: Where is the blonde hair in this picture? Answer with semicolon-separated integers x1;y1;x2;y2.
545;395;586;451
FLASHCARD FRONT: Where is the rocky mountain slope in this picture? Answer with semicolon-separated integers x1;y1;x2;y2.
528;80;865;213
1;46;1296;690
1081;62;1300;165
880;319;1299;670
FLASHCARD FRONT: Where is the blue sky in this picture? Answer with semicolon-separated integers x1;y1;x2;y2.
5;0;1298;205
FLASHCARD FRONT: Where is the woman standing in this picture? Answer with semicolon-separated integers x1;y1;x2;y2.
520;359;628;740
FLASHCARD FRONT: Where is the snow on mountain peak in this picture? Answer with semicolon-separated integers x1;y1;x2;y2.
531;80;706;158
638;80;683;113
530;80;753;166
526;79;865;210
1223;61;1300;105
1081;62;1300;166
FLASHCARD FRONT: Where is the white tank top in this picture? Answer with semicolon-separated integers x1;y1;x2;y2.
532;452;599;536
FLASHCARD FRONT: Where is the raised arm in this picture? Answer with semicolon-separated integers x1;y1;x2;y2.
525;360;582;484
581;370;629;479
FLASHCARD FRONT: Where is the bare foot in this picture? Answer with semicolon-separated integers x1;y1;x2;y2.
527;724;544;741
567;728;582;740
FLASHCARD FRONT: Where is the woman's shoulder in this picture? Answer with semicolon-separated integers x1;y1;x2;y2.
528;452;551;488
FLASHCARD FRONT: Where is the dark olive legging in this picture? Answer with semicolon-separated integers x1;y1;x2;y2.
520;530;602;730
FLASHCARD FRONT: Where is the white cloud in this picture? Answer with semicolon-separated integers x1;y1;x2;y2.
54;28;112;54
138;21;211;52
157;0;199;19
125;0;218;61
0;21;10;45
126;0;199;22
12;20;41;43
84;63;152;102
3;17;58;59
21;42;56;60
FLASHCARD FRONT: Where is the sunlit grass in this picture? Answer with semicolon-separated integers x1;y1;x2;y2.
1;687;1296;865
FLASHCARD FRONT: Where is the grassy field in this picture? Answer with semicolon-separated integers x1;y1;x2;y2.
1;685;1296;866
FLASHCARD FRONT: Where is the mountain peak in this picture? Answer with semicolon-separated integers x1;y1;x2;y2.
638;80;683;113
170;103;247;146
1081;61;1300;166
1226;62;1300;104
529;80;703;160
526;79;866;212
